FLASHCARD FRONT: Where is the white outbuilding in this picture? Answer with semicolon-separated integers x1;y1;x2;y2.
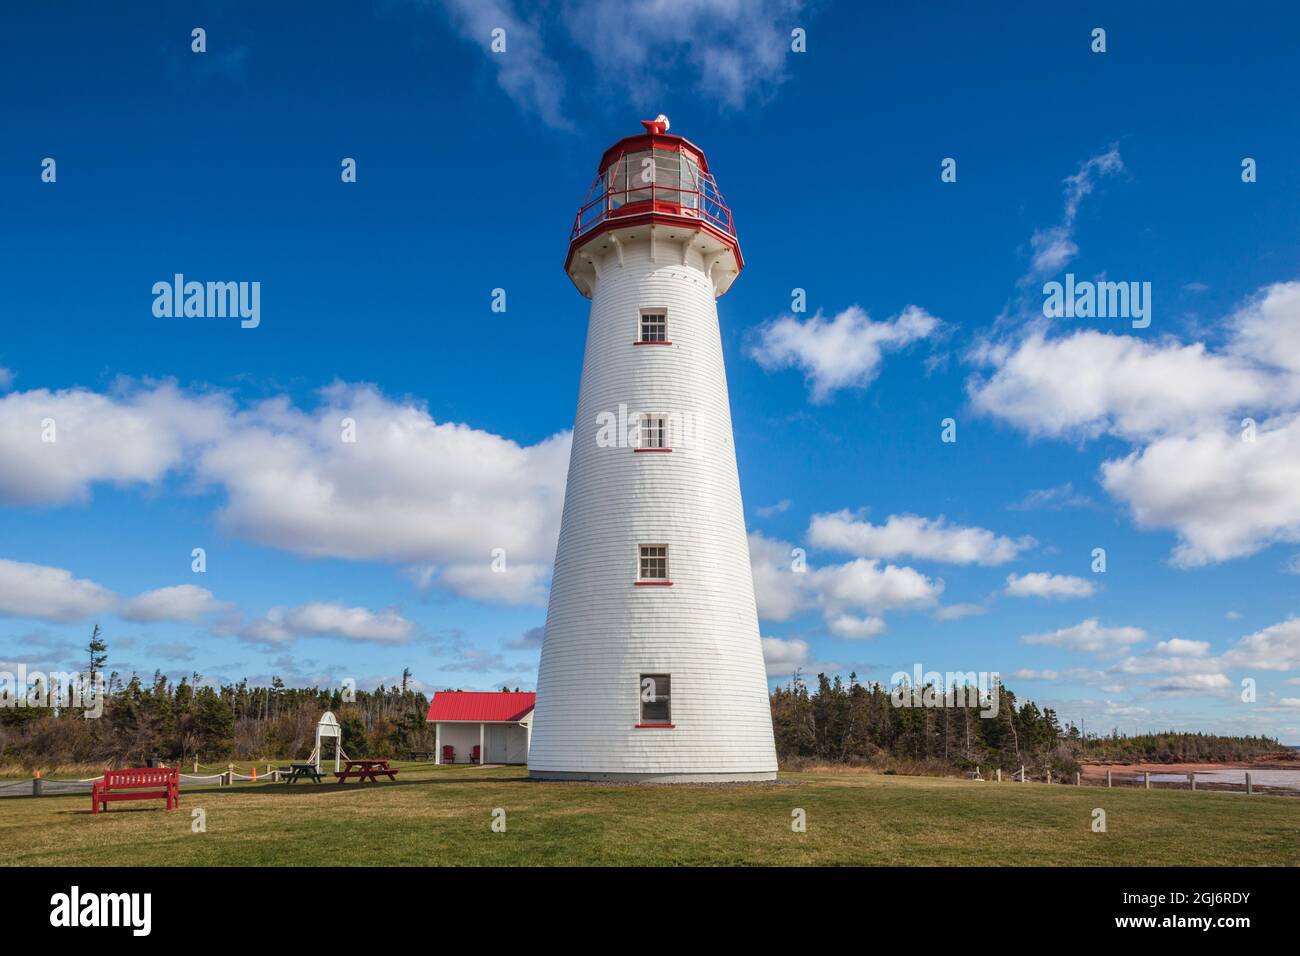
425;691;534;765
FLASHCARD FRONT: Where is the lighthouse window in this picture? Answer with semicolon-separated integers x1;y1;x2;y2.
640;311;667;342
641;415;668;449
680;157;700;210
640;674;671;725
654;151;681;201
638;545;668;581
625;150;653;204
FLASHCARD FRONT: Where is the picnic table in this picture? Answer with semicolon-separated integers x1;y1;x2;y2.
407;751;434;761
281;762;322;784
334;758;399;784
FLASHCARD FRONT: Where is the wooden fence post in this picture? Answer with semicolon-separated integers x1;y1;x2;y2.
1020;764;1025;783
1188;773;1196;791
1245;772;1252;795
1075;771;1080;786
1106;770;1112;788
996;768;1001;783
1046;769;1052;785
193;756;199;773
1144;771;1150;790
32;771;42;797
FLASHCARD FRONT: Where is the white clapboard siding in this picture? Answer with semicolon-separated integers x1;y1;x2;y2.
530;235;779;782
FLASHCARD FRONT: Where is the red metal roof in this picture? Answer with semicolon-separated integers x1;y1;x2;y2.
425;691;536;723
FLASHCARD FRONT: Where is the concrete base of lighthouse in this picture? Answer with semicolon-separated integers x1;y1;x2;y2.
529;769;778;784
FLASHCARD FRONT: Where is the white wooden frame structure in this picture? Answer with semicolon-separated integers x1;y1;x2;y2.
307;710;344;772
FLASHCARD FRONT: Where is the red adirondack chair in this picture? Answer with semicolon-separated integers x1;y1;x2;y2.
470;744;481;765
441;744;455;764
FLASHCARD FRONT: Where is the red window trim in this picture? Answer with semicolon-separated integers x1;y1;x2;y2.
634;723;676;729
634;580;673;587
633;340;673;346
633;447;673;453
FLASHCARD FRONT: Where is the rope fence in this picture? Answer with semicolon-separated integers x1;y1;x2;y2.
0;763;320;797
3;763;1293;797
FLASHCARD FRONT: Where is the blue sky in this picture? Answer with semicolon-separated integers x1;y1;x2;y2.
2;1;1300;741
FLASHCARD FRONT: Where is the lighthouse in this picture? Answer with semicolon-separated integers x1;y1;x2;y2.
529;117;778;782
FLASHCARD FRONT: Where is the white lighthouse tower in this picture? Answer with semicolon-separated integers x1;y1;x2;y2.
529;117;778;782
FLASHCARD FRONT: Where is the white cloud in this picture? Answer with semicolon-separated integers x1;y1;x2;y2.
0;378;570;607
1028;226;1077;277
748;531;808;621
1009;482;1093;511
933;603;988;622
1149;673;1232;695
827;614;886;640
505;626;545;650
750;305;941;402
1114;648;1221;677
810;511;1033;565
201;384;569;581
431;561;550;606
121;585;228;622
762;636;811;677
0;559;117;623
1223;618;1300;671
1063;148;1124;215
1229;281;1300;373
0;367;12;390
0;381;230;506
1102;414;1300;566
969;330;1271;442
237;602;417;646
807;559;942;615
561;0;800;110
970;280;1300;567
440;0;570;128
437;0;800;124
1084;619;1300;701
1004;571;1096;600
1010;668;1059;681
1024;147;1124;281
749;531;942;626
755;498;791;518
1022;618;1147;655
1153;638;1210;657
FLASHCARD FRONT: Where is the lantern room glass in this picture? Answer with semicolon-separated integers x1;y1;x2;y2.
605;148;702;213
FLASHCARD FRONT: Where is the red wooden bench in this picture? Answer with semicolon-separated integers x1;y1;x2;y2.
441;744;455;764
91;767;180;814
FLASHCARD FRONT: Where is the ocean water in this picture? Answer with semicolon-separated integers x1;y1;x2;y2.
1148;768;1300;790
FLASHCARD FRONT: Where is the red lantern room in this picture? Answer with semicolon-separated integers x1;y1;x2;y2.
565;115;744;298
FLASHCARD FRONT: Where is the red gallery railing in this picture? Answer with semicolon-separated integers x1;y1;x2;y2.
570;174;737;243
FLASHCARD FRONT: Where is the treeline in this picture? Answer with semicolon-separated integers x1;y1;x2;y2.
1075;731;1284;764
770;672;1284;776
0;669;438;768
2;641;1284;773
771;671;1080;778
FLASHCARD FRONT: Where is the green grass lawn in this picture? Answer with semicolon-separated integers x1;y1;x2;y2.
4;763;1297;866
